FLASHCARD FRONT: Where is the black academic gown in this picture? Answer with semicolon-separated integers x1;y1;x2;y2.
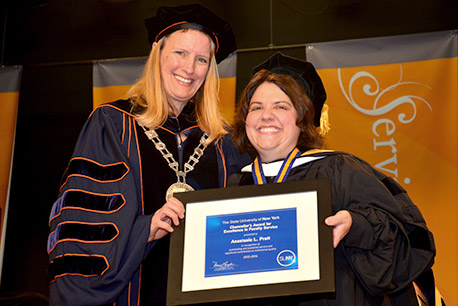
228;151;435;306
48;100;251;306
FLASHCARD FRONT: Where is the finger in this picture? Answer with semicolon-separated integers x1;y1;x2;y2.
156;207;181;226
333;234;338;248
149;216;173;242
165;197;186;219
156;220;175;233
333;227;345;248
325;215;336;226
325;211;350;227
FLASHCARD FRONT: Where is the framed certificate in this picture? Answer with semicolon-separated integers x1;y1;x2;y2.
167;179;334;305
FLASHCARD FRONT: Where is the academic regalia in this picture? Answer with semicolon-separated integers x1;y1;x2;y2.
48;99;251;305
228;150;435;306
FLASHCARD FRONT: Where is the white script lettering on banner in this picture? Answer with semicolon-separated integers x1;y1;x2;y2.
337;65;432;184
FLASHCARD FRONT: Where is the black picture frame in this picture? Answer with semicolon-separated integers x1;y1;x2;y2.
167;179;334;305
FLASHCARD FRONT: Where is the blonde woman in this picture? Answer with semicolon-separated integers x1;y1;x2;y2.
48;4;250;305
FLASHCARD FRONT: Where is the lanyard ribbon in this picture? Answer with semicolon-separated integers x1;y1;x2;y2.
251;148;302;185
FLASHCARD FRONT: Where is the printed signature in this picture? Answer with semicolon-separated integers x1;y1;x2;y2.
211;261;236;271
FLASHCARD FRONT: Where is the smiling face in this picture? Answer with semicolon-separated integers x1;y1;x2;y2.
159;29;212;114
246;81;301;162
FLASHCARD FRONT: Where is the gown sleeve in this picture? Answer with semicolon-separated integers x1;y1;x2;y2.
217;133;252;187
47;105;152;305
328;153;435;297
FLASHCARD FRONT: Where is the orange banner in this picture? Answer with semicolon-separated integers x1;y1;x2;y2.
0;65;21;273
307;30;458;304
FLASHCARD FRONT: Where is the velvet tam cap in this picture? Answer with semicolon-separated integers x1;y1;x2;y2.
145;4;236;64
253;52;327;126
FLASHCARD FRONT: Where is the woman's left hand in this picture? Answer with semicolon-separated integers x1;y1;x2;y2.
324;210;352;248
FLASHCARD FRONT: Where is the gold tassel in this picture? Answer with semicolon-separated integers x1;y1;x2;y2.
319;104;331;136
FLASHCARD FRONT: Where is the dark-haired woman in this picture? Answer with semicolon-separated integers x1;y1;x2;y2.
229;52;435;305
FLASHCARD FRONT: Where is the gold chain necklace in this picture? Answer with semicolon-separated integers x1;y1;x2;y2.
141;126;209;201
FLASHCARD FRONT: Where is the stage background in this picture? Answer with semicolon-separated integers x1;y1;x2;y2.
306;30;458;304
93;53;237;123
1;0;457;304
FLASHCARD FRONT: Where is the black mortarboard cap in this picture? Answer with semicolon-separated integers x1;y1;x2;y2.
145;4;236;64
252;52;327;126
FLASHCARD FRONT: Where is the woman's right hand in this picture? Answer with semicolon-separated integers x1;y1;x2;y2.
148;197;185;242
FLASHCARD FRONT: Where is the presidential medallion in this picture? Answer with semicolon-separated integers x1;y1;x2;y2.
166;182;195;201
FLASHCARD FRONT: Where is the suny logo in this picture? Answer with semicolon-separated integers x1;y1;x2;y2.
276;250;296;267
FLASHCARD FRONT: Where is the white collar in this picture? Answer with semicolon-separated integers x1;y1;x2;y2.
241;155;327;176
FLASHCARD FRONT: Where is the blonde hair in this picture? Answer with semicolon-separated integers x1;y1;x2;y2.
128;30;227;144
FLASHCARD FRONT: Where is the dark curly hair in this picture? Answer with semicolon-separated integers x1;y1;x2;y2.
231;69;325;153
